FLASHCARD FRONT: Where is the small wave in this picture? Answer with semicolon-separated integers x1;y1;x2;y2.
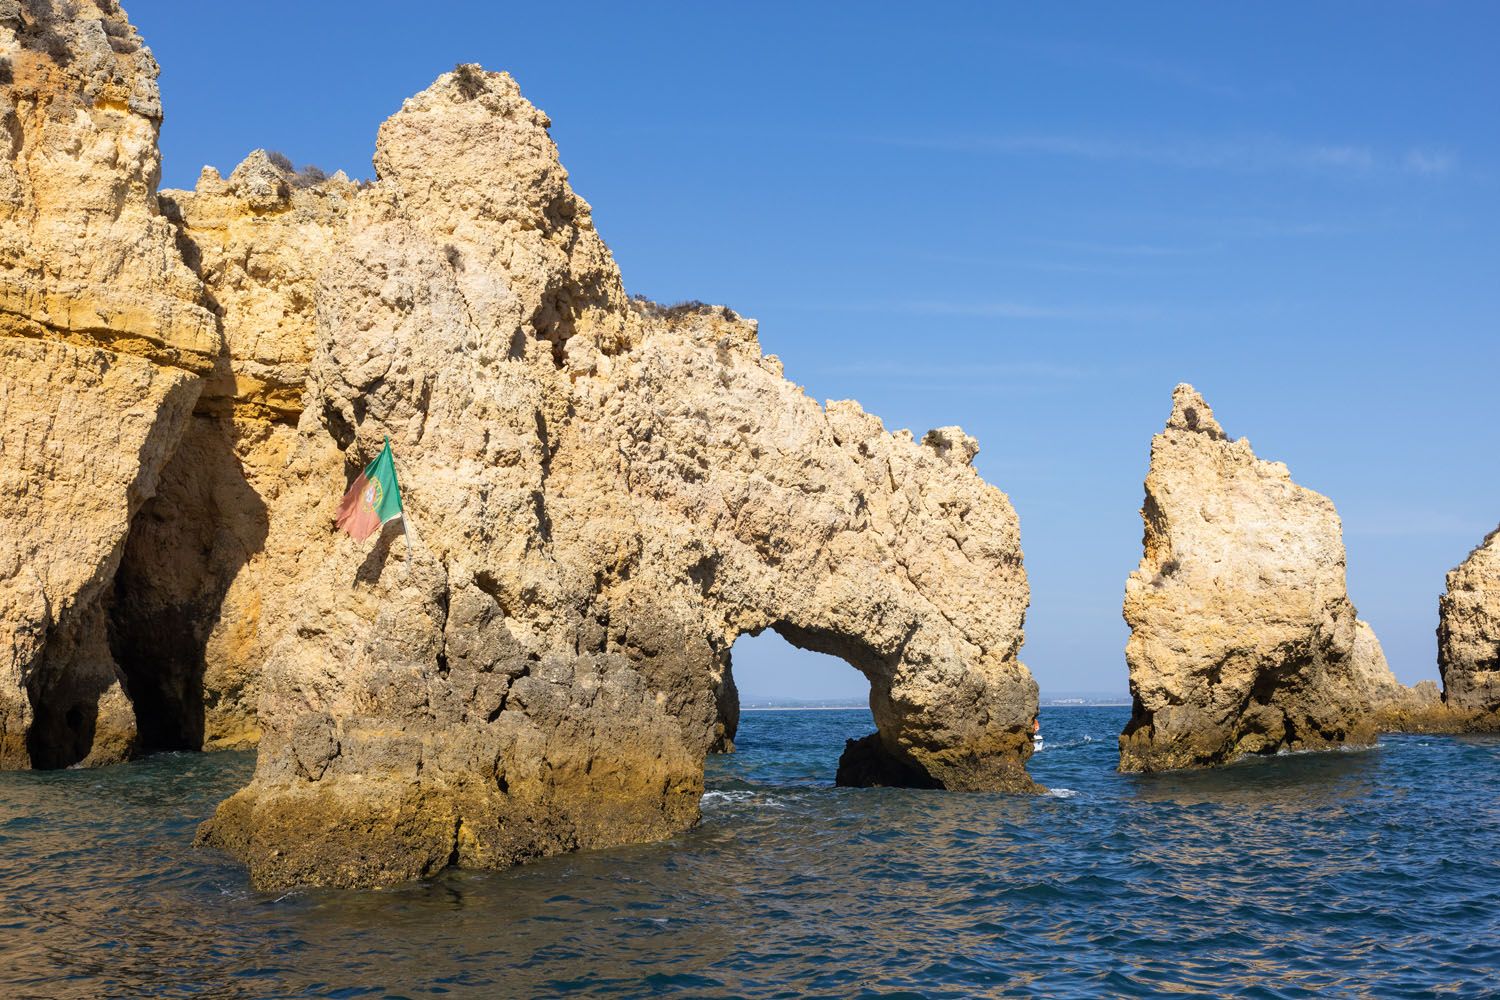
701;790;787;809
1272;741;1380;759
1035;735;1098;752
1047;788;1080;799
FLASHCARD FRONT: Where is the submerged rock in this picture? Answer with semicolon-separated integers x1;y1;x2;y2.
1119;385;1428;770
1438;527;1500;725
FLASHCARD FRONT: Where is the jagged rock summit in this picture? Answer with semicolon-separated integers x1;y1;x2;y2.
1;1;1040;889
1119;384;1433;771
1438;526;1500;724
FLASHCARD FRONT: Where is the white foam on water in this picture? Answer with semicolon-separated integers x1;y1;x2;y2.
1047;787;1080;799
701;790;788;809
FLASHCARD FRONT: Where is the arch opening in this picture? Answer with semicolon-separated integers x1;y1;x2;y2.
715;624;898;787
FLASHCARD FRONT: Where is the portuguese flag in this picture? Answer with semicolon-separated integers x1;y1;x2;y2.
336;437;404;542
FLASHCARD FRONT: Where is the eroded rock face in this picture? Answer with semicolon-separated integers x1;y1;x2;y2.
195;67;1037;889
1119;385;1424;770
0;0;217;765
1438;528;1500;722
0;336;199;766
4;0;1037;884
0;2;331;761
107;152;359;753
1351;619;1448;731
0;0;218;369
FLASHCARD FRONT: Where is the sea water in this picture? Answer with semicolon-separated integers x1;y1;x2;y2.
1;707;1497;998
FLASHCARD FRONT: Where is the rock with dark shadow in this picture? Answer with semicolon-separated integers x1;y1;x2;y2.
4;2;1040;888
1439;526;1500;727
1119;384;1435;771
180;66;1039;888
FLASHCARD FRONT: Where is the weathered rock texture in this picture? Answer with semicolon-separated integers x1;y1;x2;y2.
1438;527;1500;725
0;0;218;370
197;66;1038;890
0;0;217;766
1119;385;1430;770
0;336;198;765
113;153;358;753
2;0;1039;889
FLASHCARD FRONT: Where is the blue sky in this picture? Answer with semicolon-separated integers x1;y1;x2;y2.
130;2;1499;701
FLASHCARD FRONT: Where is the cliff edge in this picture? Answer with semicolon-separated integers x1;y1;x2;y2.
0;0;1040;891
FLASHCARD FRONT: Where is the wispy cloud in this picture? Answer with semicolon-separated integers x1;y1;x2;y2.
898;299;1080;319
1014;39;1250;101
1344;513;1492;538
1402;149;1457;175
1040;239;1225;258
777;299;1165;324
889;299;1166;323
874;133;1457;178
818;359;1096;380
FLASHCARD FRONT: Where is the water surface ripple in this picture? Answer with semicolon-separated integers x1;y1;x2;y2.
2;707;1497;997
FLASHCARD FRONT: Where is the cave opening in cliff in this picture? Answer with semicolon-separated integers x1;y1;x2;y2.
107;418;269;756
720;626;876;780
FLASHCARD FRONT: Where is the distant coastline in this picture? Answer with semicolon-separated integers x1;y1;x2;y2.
740;698;1132;711
740;705;867;712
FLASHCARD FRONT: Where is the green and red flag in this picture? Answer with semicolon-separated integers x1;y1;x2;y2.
336;437;404;541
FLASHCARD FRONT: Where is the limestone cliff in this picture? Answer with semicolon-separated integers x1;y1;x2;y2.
0;2;344;761
0;0;218;370
1;0;1040;891
108;153;358;752
1438;527;1500;724
0;0;215;766
0;337;198;765
1119;385;1427;770
197;67;1038;889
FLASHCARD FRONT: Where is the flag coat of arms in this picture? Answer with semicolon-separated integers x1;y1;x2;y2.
336;437;404;541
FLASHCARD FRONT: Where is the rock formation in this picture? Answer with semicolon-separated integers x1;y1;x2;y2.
1350;619;1448;732
2;1;1039;888
1438;527;1500;724
197;67;1038;890
0;0;218;371
0;0;214;766
0;337;198;765
1119;385;1430;770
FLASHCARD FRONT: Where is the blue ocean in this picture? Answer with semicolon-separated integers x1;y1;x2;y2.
2;706;1497;998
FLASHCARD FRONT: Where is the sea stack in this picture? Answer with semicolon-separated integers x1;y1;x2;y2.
1438;527;1500;724
1119;384;1426;770
1;0;1040;890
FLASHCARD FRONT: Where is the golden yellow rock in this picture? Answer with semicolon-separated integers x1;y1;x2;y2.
196;67;1038;889
1438;527;1500;724
0;336;199;766
1119;384;1434;770
0;1;218;369
3;1;1039;892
